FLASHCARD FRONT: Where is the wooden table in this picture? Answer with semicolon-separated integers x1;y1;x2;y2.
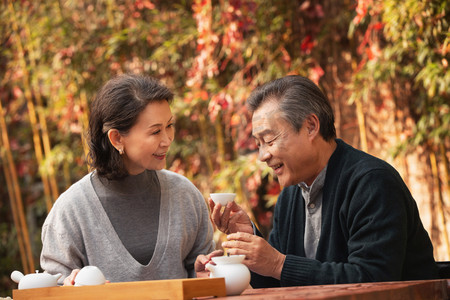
214;279;450;299
12;278;449;299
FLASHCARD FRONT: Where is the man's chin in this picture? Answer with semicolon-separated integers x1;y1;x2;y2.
277;176;291;188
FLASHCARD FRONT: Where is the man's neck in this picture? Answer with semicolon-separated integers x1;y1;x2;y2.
304;138;337;186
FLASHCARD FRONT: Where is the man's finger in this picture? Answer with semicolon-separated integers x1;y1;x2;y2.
227;232;254;241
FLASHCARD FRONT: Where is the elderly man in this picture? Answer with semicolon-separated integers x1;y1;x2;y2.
196;75;438;287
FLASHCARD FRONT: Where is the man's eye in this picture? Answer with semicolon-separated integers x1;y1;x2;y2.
266;138;276;145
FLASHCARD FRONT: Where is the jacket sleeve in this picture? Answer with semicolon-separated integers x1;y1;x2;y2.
249;198;285;288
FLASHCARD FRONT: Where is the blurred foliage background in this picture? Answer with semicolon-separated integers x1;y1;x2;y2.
0;0;448;296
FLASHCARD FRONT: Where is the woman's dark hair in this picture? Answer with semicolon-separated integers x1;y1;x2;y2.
246;75;336;141
87;74;174;179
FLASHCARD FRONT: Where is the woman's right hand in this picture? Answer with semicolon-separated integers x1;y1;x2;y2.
209;199;253;235
63;269;80;286
195;249;224;278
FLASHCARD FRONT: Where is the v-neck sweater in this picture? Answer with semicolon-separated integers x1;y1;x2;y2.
251;139;438;287
92;170;160;265
40;169;215;283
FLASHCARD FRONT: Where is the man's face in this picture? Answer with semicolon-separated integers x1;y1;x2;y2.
252;101;317;187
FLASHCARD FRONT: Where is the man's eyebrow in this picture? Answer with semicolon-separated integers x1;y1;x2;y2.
252;128;273;138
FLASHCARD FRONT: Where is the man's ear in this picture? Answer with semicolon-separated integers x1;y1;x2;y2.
107;129;124;152
305;114;320;138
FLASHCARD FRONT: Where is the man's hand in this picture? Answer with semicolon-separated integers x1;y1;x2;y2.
195;250;224;278
209;199;253;235
222;232;286;280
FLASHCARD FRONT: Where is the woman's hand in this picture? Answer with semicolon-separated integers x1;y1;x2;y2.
209;200;253;235
195;250;224;278
63;269;80;286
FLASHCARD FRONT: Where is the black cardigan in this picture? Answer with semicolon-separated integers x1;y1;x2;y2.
251;139;438;288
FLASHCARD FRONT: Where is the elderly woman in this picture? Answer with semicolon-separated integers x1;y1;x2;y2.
41;74;217;284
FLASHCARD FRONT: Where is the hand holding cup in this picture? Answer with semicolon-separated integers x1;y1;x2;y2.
209;193;253;235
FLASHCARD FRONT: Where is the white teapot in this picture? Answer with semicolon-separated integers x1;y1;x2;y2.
11;270;62;290
205;254;250;296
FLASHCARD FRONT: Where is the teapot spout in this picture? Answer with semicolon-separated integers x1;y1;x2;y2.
11;270;24;284
52;273;62;280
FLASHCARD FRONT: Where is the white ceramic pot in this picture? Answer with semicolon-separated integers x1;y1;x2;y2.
11;270;62;290
205;255;250;296
74;266;106;286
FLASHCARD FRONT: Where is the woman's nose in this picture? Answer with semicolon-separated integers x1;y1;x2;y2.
161;130;173;147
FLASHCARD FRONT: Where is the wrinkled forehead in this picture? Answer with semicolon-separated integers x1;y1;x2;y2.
252;102;286;136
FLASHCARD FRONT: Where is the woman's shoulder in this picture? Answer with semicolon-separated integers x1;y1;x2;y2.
156;169;196;187
156;169;204;202
52;172;95;208
43;172;96;228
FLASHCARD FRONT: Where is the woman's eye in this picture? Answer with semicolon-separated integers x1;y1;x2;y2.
152;130;161;135
167;123;174;128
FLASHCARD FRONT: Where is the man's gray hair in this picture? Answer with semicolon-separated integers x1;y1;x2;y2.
246;75;336;141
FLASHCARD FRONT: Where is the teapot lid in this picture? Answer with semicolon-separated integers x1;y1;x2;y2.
211;254;245;265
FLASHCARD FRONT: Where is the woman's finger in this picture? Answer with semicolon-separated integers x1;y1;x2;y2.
63;269;80;286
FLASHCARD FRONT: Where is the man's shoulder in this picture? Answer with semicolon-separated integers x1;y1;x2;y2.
331;139;396;175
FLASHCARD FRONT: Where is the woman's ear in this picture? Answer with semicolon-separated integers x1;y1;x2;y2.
305;114;320;138
107;129;124;154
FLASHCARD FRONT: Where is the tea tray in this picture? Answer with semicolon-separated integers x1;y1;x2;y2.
12;277;226;299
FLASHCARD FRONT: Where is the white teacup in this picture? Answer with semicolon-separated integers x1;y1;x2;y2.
210;193;236;206
74;266;106;286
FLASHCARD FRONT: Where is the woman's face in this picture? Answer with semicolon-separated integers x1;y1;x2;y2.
121;100;174;175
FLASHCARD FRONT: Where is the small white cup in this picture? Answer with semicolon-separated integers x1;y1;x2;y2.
74;266;106;286
210;193;236;206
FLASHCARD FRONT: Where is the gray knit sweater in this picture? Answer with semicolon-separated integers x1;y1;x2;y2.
40;169;215;283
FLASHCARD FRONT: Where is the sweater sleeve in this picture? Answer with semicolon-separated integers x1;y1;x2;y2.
182;186;215;278
40;222;86;282
40;190;89;283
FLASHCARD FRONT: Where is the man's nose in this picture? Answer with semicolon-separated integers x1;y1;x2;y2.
258;145;271;162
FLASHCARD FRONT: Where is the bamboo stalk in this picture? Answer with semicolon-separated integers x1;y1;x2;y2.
355;97;368;152
198;112;214;175
0;98;35;273
8;0;54;212
80;90;91;171
430;149;450;258
214;114;225;168
438;137;450;205
0;115;28;273
22;8;60;205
